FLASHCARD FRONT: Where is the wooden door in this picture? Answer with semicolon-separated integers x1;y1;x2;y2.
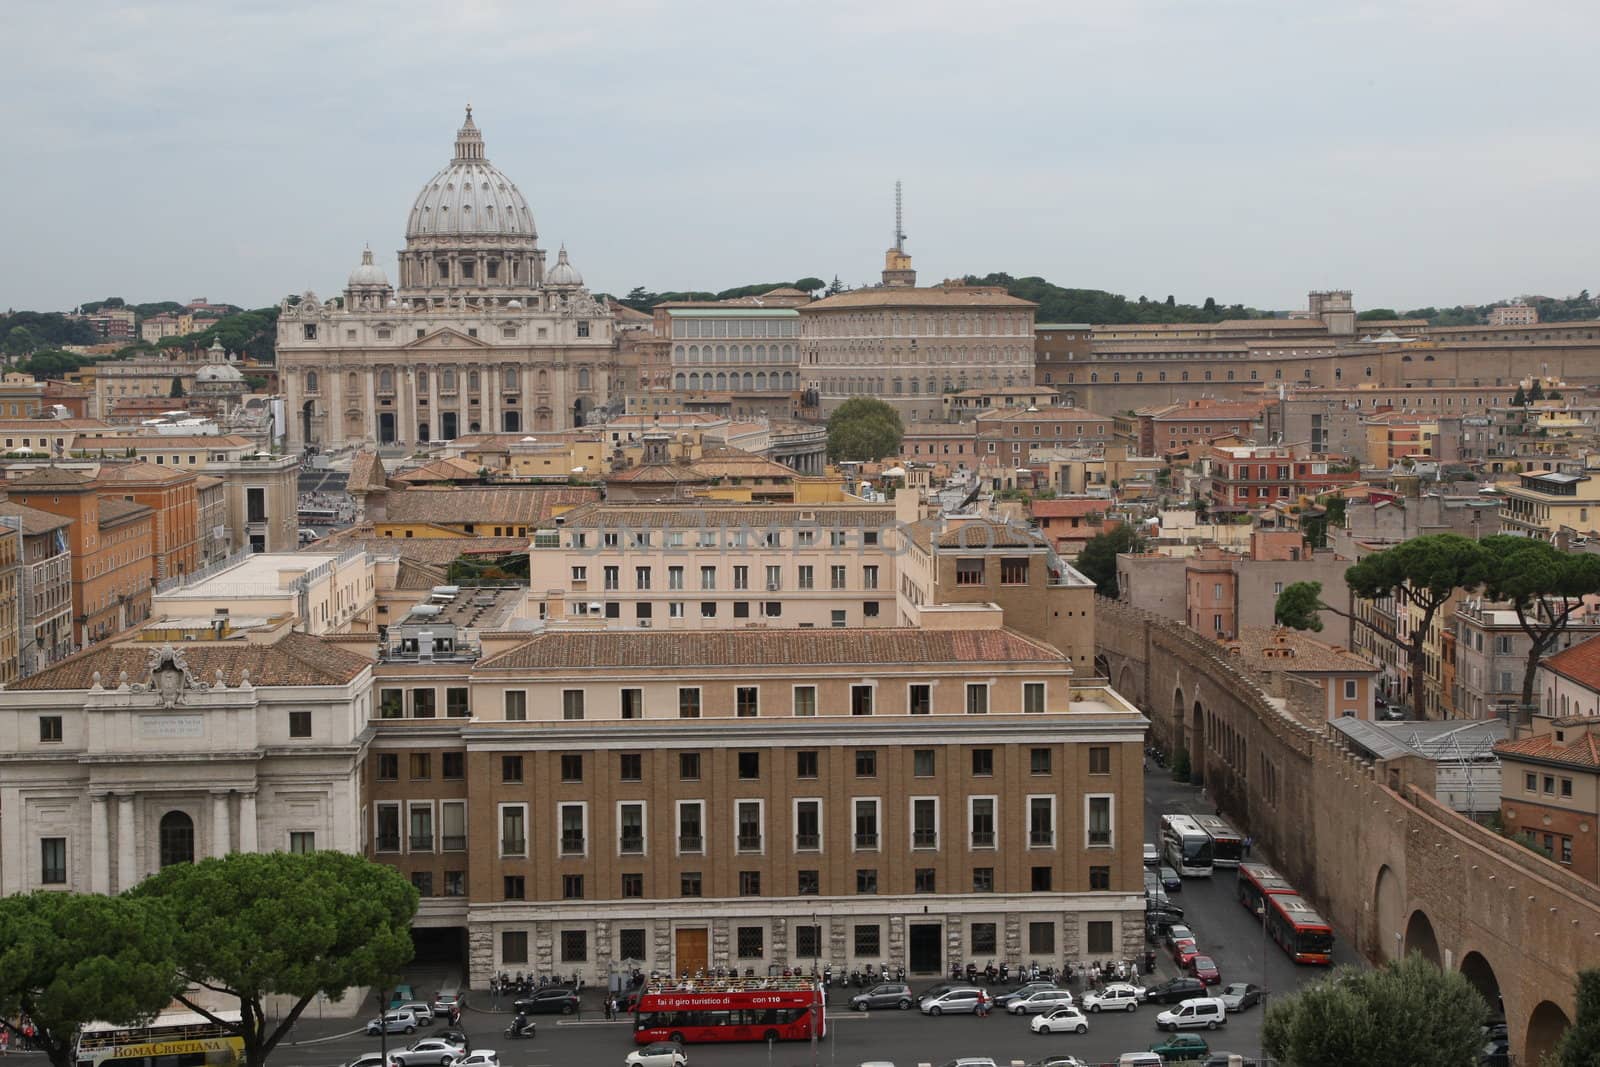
675;927;708;976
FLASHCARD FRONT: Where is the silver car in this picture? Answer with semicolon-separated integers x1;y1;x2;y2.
919;987;987;1015
365;1011;418;1036
390;1038;466;1067
1006;989;1075;1015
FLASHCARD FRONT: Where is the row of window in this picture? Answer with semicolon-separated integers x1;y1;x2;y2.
481;682;1052;722
1524;772;1576;799
576;562;882;592
672;319;798;340
561;599;869;623
375;745;1109;784
497;919;1116;966
563;528;883;551
495;861;1095;902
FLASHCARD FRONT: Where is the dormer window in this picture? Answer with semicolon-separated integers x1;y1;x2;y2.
303;325;317;341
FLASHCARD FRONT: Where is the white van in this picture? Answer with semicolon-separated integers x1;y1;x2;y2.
1117;1053;1164;1067
1155;995;1227;1031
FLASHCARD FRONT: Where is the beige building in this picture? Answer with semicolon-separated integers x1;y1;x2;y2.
528;501;900;630
1498;468;1600;538
799;238;1036;423
152;550;376;636
0;501;73;675
0;630;373;896
278;110;615;449
1489;303;1539;327
365;621;1146;984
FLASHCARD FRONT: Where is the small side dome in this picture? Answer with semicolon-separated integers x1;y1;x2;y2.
348;247;390;288
546;245;583;287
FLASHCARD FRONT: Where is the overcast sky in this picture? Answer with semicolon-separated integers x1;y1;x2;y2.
3;0;1595;315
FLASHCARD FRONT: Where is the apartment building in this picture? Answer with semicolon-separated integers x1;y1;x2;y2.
528;502;899;630
8;468;154;647
1134;399;1264;457
1202;444;1362;508
152;550;376;636
1497;709;1600;884
96;462;202;582
976;408;1115;466
365;622;1146;984
0;500;73;674
1498;468;1600;539
1454;598;1600;719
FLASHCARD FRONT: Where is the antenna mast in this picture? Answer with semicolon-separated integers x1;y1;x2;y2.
894;180;905;253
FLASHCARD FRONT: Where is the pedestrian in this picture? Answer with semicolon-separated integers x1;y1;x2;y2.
603;997;613;1021
1244;834;1254;858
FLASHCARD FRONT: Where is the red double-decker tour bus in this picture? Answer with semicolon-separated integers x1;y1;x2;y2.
633;977;825;1045
1238;863;1334;964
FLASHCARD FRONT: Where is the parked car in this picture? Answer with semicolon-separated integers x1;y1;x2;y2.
1201;1055;1254;1067
1081;983;1141;1013
1026;1058;1089;1067
1155;997;1228;1032
1143;842;1160;866
1172;939;1202;968
395;1003;435;1026
1160;865;1183;891
452;1051;496;1067
366;1011;418;1036
851;982;914;1011
919;988;987;1016
388;984;416;1009
390;1040;466;1067
1187;955;1221;985
625;1043;688;1067
1216;983;1265;1012
432;991;465;1015
1030;1006;1089;1034
513;987;580;1015
343;1054;395;1067
995;981;1061;1009
1143;977;1208;1004
1163;924;1195;950
1117;1055;1164;1067
1143;870;1161;897
934;1060;999;1067
1007;989;1075;1015
1148;1033;1211;1061
432;1030;470;1053
915;981;963;1005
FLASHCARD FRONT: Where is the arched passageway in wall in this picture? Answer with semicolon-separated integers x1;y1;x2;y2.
1404;910;1441;966
1094;654;1110;680
1459;952;1504;1023
1190;701;1206;785
1171;689;1185;750
1373;865;1403;961
1116;665;1136;706
1526;1000;1572;1065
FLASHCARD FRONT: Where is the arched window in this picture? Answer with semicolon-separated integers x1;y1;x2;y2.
305;371;319;394
348;372;358;393
379;369;393;392
417;370;428;390
688;372;701;390
756;372;768;390
743;372;754;390
674;373;686;390
442;368;456;391
469;370;480;391
159;811;195;868
503;367;518;390
715;372;728;390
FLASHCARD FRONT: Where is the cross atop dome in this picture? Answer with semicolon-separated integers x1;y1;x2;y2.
454;104;485;163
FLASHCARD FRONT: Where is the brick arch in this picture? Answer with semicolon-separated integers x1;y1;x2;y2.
1373;864;1404;961
1403;909;1441;965
1116;664;1138;709
1189;700;1206;785
1459;950;1503;1022
1525;1000;1572;1065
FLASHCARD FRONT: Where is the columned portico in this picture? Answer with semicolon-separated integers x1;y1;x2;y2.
211;791;231;857
116;794;136;891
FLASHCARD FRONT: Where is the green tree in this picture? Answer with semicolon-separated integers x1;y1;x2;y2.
132;851;419;1067
793;277;825;293
1358;308;1400;320
1280;535;1487;714
1479;535;1600;708
1074;524;1145;598
826;397;903;462
1275;581;1326;632
1513;386;1528;406
169;376;185;398
4;325;38;358
0;893;183;1067
1549;967;1600;1066
1531;379;1546;401
826;275;845;295
1263;953;1485;1067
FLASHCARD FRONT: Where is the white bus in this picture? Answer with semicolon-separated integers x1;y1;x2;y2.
1161;813;1215;877
1192;813;1244;869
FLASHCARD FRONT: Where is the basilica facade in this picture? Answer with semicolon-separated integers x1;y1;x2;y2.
277;109;615;450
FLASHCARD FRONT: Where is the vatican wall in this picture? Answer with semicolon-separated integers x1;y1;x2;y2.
1097;597;1600;1064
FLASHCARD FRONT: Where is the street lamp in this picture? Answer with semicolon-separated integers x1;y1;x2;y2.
374;989;389;1067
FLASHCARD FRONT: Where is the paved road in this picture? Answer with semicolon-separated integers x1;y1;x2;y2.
264;767;1364;1067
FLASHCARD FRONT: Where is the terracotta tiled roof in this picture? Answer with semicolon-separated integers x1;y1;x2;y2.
1542;636;1600;691
346;450;388;493
194;474;224;490
6;631;371;691
606;464;707;485
802;286;1036;311
9;467;95;489
0;501;70;535
478;627;1065;671
390;457;484;484
1029;499;1109;519
312;525;530;564
383;486;597;525
1141;401;1265;422
117;434;255;448
97;498;153;526
96;461;194;484
978;408;1112;424
1495;730;1600;769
